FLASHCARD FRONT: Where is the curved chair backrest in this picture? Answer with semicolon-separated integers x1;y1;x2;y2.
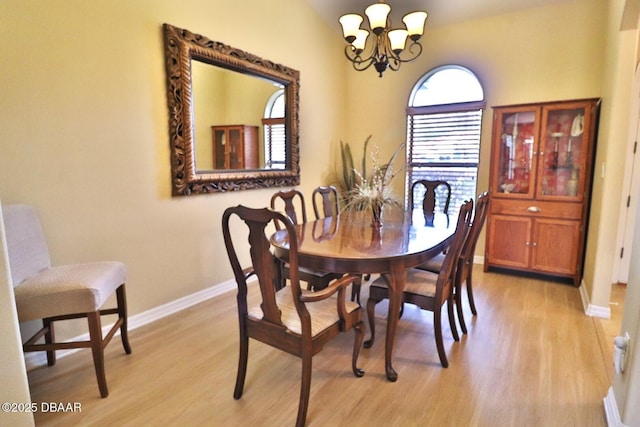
222;204;365;426
410;180;452;226
460;191;489;265
312;185;340;219
222;205;303;325
436;199;473;303
270;189;307;230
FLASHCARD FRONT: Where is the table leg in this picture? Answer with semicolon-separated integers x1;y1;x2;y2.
384;263;406;382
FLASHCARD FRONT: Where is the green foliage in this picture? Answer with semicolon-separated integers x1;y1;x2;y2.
339;135;372;196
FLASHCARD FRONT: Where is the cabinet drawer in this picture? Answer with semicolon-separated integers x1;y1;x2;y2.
490;199;582;219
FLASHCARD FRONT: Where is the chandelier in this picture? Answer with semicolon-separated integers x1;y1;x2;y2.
339;1;428;77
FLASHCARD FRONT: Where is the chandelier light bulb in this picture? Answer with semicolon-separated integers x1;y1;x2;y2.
353;29;370;53
388;29;408;54
365;3;391;35
339;14;364;43
403;11;428;41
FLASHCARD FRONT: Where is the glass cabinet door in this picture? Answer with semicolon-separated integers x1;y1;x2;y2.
537;104;587;200
213;129;227;169
228;128;243;169
493;107;540;198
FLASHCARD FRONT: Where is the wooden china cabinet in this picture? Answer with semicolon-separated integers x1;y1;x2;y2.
211;125;259;170
484;98;600;286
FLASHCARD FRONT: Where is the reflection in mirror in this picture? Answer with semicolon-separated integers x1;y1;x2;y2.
192;61;285;171
264;90;286;170
163;23;300;195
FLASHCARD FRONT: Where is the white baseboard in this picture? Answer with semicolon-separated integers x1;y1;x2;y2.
24;278;238;370
604;386;627;426
476;260;611;319
579;280;611;319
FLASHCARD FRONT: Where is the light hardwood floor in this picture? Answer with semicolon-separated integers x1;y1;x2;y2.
28;266;611;426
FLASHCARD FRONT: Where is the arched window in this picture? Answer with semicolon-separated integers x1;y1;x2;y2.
406;65;486;214
263;89;286;169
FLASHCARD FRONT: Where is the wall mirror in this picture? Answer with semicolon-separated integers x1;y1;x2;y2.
163;23;300;195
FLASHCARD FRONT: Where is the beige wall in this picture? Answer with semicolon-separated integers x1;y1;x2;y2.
0;0;349;340
0;0;637;420
342;0;611;303
0;0;618;339
1;0;636;415
613;1;640;425
585;0;636;309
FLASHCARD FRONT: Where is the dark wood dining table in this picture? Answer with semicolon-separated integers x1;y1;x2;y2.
270;208;455;381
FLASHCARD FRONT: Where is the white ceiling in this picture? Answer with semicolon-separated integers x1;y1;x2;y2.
305;0;572;32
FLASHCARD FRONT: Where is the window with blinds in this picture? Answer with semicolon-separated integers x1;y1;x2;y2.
263;118;286;169
406;105;483;214
263;89;286;169
405;65;485;216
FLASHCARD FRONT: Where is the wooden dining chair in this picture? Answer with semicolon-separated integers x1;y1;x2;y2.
222;205;365;427
2;204;131;397
310;185;364;302
410;180;452;226
418;191;489;334
366;199;473;368
271;189;344;291
312;185;340;220
271;189;308;229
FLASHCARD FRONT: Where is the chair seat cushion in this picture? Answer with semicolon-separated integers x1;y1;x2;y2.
248;285;359;336
298;265;341;280
14;261;126;322
371;269;438;297
416;253;445;274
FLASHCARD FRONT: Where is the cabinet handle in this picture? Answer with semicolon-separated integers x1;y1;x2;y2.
527;206;542;213
532;242;537;247
525;241;530;246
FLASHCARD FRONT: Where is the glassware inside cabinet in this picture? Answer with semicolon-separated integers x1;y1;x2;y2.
539;107;585;197
497;111;536;195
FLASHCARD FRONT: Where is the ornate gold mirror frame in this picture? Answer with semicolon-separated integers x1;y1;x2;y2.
163;23;300;195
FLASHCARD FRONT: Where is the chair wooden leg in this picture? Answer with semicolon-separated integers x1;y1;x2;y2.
273;256;285;290
296;349;313;427
467;270;478;315
433;307;449;368
116;285;132;354
87;311;109;398
447;296;459;342
233;327;249;400
43;318;56;366
452;265;468;334
350;275;362;303
352;320;365;377
364;298;377;348
455;288;468;335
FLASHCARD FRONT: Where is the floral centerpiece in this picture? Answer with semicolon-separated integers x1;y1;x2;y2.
341;140;405;228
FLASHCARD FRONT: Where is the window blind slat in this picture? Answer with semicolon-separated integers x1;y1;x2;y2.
263;119;286;169
406;108;483;210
